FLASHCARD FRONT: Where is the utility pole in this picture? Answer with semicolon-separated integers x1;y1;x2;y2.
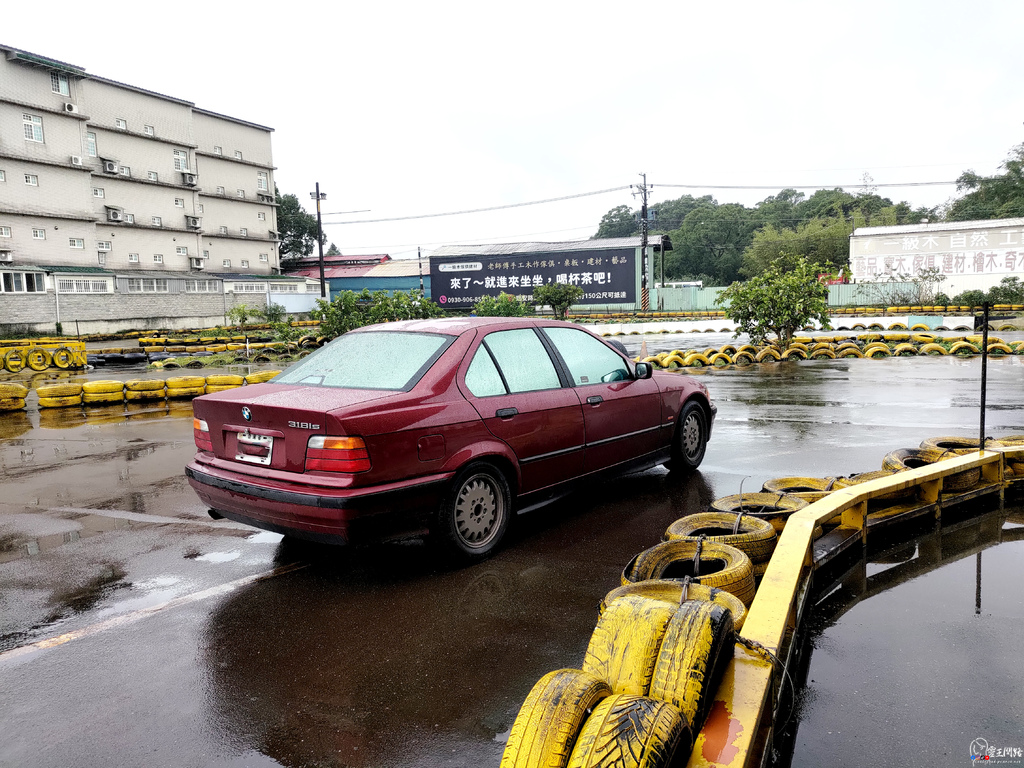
310;183;327;298
418;247;424;292
632;173;652;312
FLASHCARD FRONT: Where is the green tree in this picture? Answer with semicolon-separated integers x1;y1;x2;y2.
226;303;255;334
276;186;325;259
947;143;1024;221
326;242;341;256
260;302;287;324
741;217;852;277
532;283;584;320
473;292;532;317
716;256;831;348
594;205;637;238
311;289;444;339
664;202;757;285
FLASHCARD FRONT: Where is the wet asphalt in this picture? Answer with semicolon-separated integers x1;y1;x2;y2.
0;340;1022;768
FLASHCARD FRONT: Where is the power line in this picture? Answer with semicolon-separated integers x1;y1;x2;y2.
657;181;957;190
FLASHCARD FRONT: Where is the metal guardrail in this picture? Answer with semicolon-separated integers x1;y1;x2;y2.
687;447;1023;768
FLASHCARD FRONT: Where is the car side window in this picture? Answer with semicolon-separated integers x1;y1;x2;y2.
482;329;561;394
465;346;507;397
544;327;630;386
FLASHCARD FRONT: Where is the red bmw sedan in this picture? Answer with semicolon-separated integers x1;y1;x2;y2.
186;317;715;560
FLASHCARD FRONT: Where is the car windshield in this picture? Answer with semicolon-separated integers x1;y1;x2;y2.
273;331;454;390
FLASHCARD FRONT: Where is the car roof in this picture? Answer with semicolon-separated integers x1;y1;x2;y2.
353;316;578;336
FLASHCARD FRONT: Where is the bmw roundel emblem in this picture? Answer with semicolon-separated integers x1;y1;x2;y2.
241;407;252;421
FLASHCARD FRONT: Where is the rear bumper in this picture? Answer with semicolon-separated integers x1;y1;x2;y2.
185;462;450;544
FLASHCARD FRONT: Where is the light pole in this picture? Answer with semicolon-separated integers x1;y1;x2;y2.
310;183;327;298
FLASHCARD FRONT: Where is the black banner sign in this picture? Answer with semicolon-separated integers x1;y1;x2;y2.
429;247;637;308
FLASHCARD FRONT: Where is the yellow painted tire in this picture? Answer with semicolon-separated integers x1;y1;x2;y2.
912;334;937;343
166;375;206;389
26;347;52;371
51;347;75;369
988;342;1014;355
82;380;124;394
893;343;918;356
0;382;30;398
83;391;124;404
918;343;947;356
708;352;732;367
833;469;914;501
623;541;756;606
501;668;611;768
664;512;777;564
883;447;980;492
0;397;27;411
244;370;281;384
38;395;83;408
582;595;676;697
754;347;781;363
566;694;688;768
710;493;808;535
4;349;25;373
649;600;735;731
37;383;83;398
809;348;836;359
599;581;746;632
780;346;807;360
865;345;892;358
682;353;711;367
732;351;755;365
125;379;166;392
125;390;166;401
949;341;980;356
761;476;836;503
837;347;864;358
166;386;205;399
205;384;241;393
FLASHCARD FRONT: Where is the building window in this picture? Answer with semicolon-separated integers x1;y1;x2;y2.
32;228;46;240
97;253;106;266
153;253;163;264
271;283;299;293
185;279;217;292
259;253;268;262
85;132;97;157
175;246;188;256
125;213;135;223
92;187;104;198
69;238;84;248
144;125;154;136
2;272;45;293
218;226;228;234
257;211;266;221
197;204;204;214
147;171;158;181
51;71;70;96
202;250;210;258
257;172;268;191
128;253;139;263
0;170;5;182
174;198;184;208
234;282;265;292
0;227;11;238
222;259;231;267
25;174;39;186
172;149;189;171
213;146;222;155
240;228;248;236
237;189;245;198
119;166;131;177
152;216;162;227
23;114;44;143
97;241;111;251
125;278;168;293
241;259;249;268
115;118;127;130
58;278;109;293
215;186;225;195
234;150;242;160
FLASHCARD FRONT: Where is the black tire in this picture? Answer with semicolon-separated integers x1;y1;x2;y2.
607;338;629;356
667;401;707;472
436;462;511;561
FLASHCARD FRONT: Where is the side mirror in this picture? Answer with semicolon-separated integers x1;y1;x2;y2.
634;362;653;380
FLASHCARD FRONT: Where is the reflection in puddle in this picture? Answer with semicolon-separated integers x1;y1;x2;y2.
246;531;284;545
195;550;241;563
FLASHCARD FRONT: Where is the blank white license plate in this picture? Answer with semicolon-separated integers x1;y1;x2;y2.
236;432;273;466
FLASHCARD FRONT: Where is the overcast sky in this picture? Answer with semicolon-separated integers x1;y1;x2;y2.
7;0;1023;259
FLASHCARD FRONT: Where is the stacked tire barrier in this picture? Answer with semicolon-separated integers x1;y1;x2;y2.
5;371;281;412
1;341;87;372
503;435;1024;767
631;334;1024;370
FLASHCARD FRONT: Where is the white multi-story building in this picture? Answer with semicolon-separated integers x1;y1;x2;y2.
0;44;307;333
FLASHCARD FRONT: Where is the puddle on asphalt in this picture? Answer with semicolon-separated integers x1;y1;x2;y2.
195;550;241;563
246;531;284;545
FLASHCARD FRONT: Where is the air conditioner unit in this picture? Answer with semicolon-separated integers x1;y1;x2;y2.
182;172;198;186
102;160;118;174
190;257;205;270
64;102;79;114
70;155;83;166
186;216;202;229
107;208;123;222
0;250;13;263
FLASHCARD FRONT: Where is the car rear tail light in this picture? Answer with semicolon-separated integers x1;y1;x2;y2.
193;418;213;452
305;435;371;473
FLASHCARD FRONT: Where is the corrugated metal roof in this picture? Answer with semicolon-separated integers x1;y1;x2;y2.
364;260;424;278
429;237;644;257
852;217;1024;237
35;265;112;274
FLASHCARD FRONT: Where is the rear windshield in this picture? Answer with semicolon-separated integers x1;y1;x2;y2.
273;331;454;390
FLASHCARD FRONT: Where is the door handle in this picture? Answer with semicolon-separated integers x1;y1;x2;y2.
496;407;518;418
586;396;603;405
